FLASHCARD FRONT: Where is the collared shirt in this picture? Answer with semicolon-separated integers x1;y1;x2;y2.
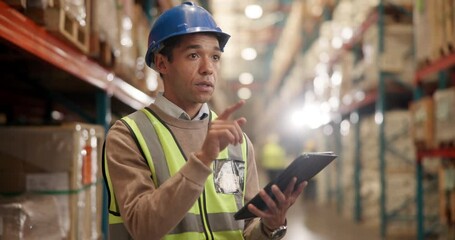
153;92;209;121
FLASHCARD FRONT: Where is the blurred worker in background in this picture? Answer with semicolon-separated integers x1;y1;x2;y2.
261;133;288;182
103;2;305;240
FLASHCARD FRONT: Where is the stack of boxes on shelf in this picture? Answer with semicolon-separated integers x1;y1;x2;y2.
362;21;414;89
354;112;421;235
0;123;104;239
410;87;455;150
416;0;455;64
410;87;455;226
413;1;455;233
4;0;162;97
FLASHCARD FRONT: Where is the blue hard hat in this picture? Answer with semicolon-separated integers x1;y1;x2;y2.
145;1;231;68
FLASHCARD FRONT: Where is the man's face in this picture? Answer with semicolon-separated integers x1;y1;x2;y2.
158;34;222;112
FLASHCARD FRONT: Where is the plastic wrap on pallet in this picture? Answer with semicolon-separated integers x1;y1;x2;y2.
0;194;64;239
358;111;419;231
95;0;119;50
0;183;103;240
0;123;104;192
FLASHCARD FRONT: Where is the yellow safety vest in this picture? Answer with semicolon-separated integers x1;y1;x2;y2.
103;108;248;240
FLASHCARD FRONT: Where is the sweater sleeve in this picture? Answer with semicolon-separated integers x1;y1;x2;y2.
241;136;279;240
105;120;212;240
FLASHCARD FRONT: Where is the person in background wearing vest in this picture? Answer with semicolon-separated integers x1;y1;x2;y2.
261;133;288;182
103;2;306;240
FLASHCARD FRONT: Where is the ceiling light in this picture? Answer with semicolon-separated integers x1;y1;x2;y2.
237;87;252;100
245;4;263;19
241;48;257;61
239;72;254;85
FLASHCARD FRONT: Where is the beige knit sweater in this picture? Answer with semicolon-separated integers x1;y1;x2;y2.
105;104;269;239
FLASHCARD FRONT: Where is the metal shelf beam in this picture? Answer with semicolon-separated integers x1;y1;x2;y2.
0;2;154;110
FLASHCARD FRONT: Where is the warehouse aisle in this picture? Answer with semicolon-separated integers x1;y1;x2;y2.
283;199;381;240
257;170;382;240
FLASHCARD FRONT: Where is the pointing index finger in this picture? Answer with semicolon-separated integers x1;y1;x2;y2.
217;100;245;120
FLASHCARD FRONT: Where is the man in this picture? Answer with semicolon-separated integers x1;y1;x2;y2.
103;2;305;239
261;133;288;182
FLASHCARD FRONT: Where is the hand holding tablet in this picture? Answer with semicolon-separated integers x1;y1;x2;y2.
234;152;337;220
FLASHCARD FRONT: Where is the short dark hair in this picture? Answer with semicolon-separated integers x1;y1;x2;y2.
158;35;183;63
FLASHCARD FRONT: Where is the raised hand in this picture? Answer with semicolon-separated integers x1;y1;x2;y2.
195;100;247;166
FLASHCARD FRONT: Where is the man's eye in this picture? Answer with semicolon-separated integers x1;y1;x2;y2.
189;53;198;59
213;55;221;61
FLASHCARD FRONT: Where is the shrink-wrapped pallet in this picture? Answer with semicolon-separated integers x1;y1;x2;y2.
358;111;418;234
0;123;104;191
0;194;63;239
0;123;104;239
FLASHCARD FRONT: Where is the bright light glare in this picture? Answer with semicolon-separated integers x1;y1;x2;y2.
122;16;133;30
341;27;353;40
375;112;383;124
350;112;359;124
51;110;64;120
354;91;365;101
239;72;254;85
237;87;252;100
340;119;350;136
146;72;159;91
342;94;353;105
323;125;333;136
331;71;342;86
332;37;343;49
291;109;306;128
329;97;340;109
290;103;331;130
241;48;257;61
245;4;263;19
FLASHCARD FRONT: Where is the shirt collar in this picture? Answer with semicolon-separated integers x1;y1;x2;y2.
154;92;210;121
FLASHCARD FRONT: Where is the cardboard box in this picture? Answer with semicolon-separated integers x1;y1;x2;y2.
410;97;435;149
434;87;455;145
0;123;104;191
0;152;46;193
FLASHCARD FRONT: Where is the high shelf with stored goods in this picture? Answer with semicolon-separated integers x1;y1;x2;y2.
413;54;455;240
0;2;154;239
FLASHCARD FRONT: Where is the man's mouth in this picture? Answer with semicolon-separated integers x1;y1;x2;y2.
195;82;214;88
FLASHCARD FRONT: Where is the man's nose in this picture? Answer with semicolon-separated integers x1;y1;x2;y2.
200;57;214;75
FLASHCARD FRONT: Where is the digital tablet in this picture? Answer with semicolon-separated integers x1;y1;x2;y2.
234;152;337;220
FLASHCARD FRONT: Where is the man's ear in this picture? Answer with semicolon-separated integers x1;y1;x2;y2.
154;53;168;74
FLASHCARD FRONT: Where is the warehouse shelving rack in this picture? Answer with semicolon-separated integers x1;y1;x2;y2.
0;2;154;239
331;2;415;238
414;54;455;240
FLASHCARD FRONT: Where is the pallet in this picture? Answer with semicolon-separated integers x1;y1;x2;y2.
25;0;91;54
439;141;455;149
90;35;115;68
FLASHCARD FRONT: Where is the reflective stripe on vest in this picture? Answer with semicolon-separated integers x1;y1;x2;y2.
104;108;248;239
